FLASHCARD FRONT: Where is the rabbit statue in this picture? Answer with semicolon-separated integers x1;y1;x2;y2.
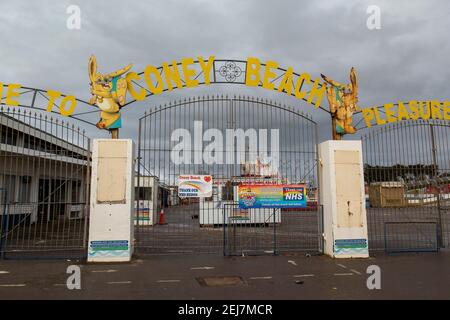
88;55;132;136
321;67;360;140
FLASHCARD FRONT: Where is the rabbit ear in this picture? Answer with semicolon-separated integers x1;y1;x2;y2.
321;73;343;88
88;55;97;82
107;64;132;79
350;67;357;84
350;67;357;94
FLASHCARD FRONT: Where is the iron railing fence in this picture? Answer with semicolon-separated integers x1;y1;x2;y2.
362;120;450;253
0;107;91;259
136;95;321;256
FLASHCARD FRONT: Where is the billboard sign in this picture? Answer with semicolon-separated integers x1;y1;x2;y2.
238;184;307;209
178;175;212;198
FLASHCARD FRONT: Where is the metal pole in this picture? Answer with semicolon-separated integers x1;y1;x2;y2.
315;122;324;254
0;188;7;259
82;136;91;251
429;123;444;248
273;208;277;255
223;205;226;256
111;128;119;139
331;115;341;140
136;119;142;245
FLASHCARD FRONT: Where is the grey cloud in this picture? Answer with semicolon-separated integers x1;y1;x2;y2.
0;0;449;142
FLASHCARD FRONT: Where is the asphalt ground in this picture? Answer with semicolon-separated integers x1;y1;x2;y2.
0;250;449;300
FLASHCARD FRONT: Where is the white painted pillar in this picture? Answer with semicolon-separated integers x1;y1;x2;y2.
87;139;135;262
319;140;369;258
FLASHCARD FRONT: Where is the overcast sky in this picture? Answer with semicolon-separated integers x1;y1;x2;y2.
1;0;449;142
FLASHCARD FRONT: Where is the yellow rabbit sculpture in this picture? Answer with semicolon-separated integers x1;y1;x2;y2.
88;55;132;137
321;67;360;140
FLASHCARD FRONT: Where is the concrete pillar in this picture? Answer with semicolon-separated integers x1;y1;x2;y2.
319;140;369;258
87;139;135;262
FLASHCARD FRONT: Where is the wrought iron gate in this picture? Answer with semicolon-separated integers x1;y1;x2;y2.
362;120;450;253
223;204;280;256
136;96;321;255
0;108;91;259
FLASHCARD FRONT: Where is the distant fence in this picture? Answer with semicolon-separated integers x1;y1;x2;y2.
362;120;450;252
384;222;439;253
0;107;91;259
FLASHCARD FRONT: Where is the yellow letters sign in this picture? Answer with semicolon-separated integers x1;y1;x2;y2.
362;101;450;128
1;56;449;133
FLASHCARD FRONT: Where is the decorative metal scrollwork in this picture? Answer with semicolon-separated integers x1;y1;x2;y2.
218;61;242;82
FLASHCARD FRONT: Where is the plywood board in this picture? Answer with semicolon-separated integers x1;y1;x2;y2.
96;141;127;203
334;150;362;228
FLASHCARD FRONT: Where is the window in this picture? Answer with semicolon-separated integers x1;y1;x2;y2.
23;134;33;149
205;186;217;202
18;176;32;203
222;181;237;201
2;175;16;203
135;187;152;201
1;127;18;146
71;180;81;203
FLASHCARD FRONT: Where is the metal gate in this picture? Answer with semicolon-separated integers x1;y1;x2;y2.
223;204;280;256
0;108;91;259
136;96;321;255
362;120;450;253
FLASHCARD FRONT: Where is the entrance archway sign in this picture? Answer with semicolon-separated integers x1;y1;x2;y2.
123;57;327;109
0;85;98;127
1;56;449;139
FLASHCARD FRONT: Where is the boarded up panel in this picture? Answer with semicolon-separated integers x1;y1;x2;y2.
97;141;127;203
334;150;362;228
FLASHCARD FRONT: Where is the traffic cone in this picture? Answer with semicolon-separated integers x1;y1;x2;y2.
158;208;167;225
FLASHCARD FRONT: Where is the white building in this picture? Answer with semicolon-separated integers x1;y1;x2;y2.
0;113;90;225
134;175;159;225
